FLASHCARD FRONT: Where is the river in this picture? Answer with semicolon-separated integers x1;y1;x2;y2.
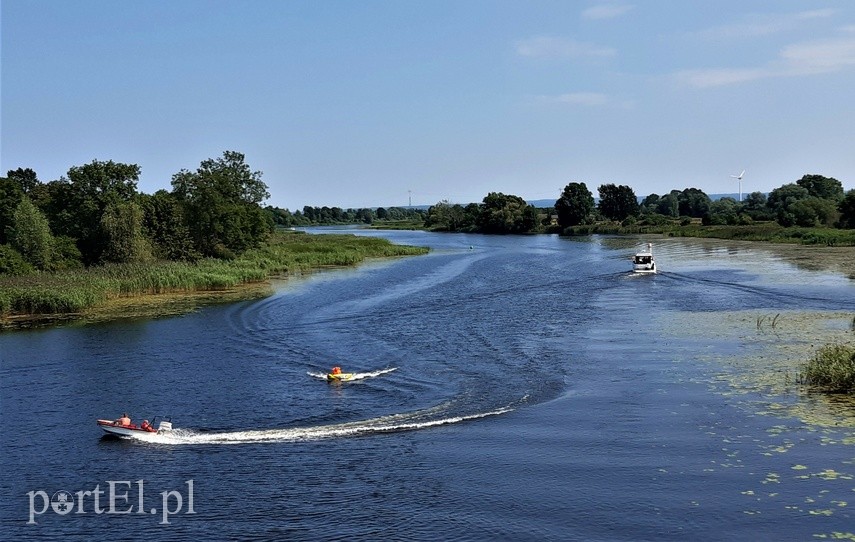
1;230;854;540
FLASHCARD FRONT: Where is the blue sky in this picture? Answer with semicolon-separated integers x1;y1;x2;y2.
3;1;854;209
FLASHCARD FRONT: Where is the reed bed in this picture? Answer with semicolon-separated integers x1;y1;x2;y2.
0;232;428;319
799;344;855;393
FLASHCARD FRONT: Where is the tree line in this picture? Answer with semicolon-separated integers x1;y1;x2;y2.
266;205;425;227
0;151;272;275
421;174;855;234
3;153;853;277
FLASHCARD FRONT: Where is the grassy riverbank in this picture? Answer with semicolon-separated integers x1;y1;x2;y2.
0;231;428;328
564;223;855;246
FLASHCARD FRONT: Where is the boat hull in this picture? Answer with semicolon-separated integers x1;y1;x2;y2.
632;264;656;274
97;419;157;437
326;373;354;382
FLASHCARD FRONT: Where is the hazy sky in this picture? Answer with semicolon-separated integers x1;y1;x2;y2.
3;1;854;209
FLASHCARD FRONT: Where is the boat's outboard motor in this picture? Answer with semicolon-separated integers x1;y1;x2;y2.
158;420;173;431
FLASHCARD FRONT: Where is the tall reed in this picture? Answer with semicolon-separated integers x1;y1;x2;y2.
0;232;428;319
799;344;855;393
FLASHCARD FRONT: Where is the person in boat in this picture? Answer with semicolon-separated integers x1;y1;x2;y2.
140;420;156;432
331;366;342;376
117;413;131;426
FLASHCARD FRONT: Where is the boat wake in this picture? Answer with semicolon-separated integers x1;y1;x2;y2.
306;367;398;381
120;404;513;445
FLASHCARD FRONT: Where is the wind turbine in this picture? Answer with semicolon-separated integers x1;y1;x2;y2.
730;169;746;201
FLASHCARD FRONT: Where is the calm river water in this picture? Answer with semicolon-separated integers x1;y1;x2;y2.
2;230;854;541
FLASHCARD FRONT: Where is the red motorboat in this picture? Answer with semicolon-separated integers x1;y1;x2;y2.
97;416;172;437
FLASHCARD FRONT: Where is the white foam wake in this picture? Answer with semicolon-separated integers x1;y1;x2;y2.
121;405;512;445
307;367;398;381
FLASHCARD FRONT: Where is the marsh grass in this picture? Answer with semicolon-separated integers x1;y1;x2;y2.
0;232;428;324
799;344;855;393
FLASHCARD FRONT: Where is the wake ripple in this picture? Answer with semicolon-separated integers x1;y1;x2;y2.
118;405;513;445
306;367;398;381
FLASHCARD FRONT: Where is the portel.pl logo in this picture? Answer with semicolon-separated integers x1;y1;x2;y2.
27;479;195;525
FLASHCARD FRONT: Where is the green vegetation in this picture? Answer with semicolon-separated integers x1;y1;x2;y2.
3;151;851;331
555;182;595;227
0;152;434;328
597;184;639;222
266;204;426;228
477;192;539;234
414;173;855;240
173;151;272;258
0;151;275;271
799;344;855;393
0;231;428;325
554;174;854;246
563;222;855;246
423;193;547;234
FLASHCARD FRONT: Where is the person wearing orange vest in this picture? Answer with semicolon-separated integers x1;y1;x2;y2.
331;366;342;375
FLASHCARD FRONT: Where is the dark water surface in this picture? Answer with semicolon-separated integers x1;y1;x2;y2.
2;231;854;540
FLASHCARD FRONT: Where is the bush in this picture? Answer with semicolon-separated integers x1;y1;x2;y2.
53;236;84;270
800;344;855;393
640;213;672;226
0;244;34;276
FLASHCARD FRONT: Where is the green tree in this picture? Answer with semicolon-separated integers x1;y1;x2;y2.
355;208;374;224
425;200;472;231
706;197;739;225
172;151;272;257
477;192;537;234
768;183;810;211
52;236;84;270
139;190;198;260
8;196;55;270
677;188;711;218
29;179;74;238
789;197;838;227
743;191;772;220
7;167;40;194
796;174;844;201
425;200;452;230
0;176;25;245
100;201;153;264
655;192;679;217
59;160;141;263
555;182;595;228
838;190;855;229
640;194;660;215
767;183;810;226
597;184;638;221
0;244;34;276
